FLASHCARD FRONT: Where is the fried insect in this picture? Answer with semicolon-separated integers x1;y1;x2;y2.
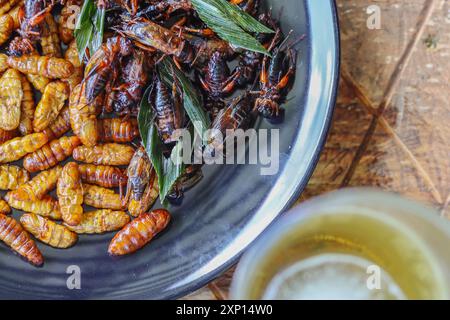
7;3;22;29
78;164;127;188
26;73;50;92
0;0;21;15
0;199;11;215
57;162;83;226
69;83;98;147
0;14;13;45
205;93;253;158
19;0;55;40
0;164;29;190
4;193;61;219
83;184;125;210
0;128;18;144
97;118;139;143
18;74;34;135
0;132;48;163
33;81;69;132
64;209;130;234
123;147;159;216
20;213;78;248
83;35;133;103
73;143;135;166
255;37;297;120
23;136;80;172
110;50;149;115
152;74;184;145
7;55;74;79
0;69;23;131
42;106;70;141
120;17;194;65
0;213;44;266
62;40;82;91
58;0;82;44
40;15;61;58
108;209;171;256
10;165;62;200
167;165;203;204
0;53;7;73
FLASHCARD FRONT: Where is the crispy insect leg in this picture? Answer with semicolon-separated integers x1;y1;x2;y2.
20;213;77;248
0;213;44;266
108;209;171;256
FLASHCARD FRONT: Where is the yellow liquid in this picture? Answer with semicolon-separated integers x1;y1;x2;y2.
246;210;447;299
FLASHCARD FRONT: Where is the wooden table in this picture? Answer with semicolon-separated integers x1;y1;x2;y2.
183;0;450;300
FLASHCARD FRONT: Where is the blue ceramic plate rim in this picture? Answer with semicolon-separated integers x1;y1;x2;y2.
164;0;341;299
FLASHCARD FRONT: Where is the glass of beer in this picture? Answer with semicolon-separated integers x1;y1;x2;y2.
230;188;450;300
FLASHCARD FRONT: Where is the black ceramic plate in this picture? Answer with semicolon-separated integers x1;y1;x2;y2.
0;0;339;299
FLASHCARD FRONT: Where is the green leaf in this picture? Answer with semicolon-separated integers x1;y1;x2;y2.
160;140;186;205
159;57;210;139
89;7;105;54
74;0;104;61
190;0;272;55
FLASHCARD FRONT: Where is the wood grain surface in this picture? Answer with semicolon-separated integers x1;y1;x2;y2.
185;0;450;300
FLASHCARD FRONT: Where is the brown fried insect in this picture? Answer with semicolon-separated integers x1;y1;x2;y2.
40;15;61;57
108;209;171;256
62;40;83;92
10;165;62;200
0;199;11;214
26;73;50;92
41;106;70;141
57;162;83;226
0;164;29;190
97;118;139;143
0;128;18;144
0;69;23;131
58;0;82;44
69;83;98;147
128;173;158;217
19;0;55;41
73;143;135;166
64;209;130;234
78;164;127;188
23;135;81;172
20;213;78;248
0;213;44;266
0;0;21;15
7;55;74;79
18;74;34;135
83;184;125;210
0;14;13;45
33;81;69;132
0;132;48;163
5;193;61;219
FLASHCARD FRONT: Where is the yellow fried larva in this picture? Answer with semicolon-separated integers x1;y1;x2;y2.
33;81;69;132
63;40;83;91
57;162;83;226
83;184;125;210
9;165;62;200
0;164;29;190
64;210;130;234
7;55;74;79
0;0;21;16
0;53;7;73
73;143;135;166
58;0;82;44
69;83;98;146
18;74;34;135
0;199;11;214
26;73;50;92
41;106;71;141
0;132;48;163
5;193;61;220
0;14;13;46
7;3;21;29
0;68;23;131
20;213;78;248
40;15;61;58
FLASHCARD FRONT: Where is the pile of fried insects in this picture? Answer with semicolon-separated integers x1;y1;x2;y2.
0;0;296;267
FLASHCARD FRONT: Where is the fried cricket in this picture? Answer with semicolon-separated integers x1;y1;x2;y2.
108;209;171;256
0;213;44;266
57;162;83;226
20;213;78;248
65;209;130;234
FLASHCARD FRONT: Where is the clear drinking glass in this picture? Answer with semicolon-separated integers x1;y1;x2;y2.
230;188;450;300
